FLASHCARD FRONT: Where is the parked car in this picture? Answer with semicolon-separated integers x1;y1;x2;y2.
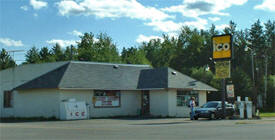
193;101;235;120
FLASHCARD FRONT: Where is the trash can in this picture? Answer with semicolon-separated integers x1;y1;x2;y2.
246;101;252;119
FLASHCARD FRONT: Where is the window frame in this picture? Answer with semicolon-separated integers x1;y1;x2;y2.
176;90;199;107
93;90;121;108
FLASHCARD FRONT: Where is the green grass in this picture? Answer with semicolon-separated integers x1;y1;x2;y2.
260;112;275;117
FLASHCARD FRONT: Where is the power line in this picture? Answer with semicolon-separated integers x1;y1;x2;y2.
7;50;25;63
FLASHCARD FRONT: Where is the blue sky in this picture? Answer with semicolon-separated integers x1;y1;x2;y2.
0;0;274;63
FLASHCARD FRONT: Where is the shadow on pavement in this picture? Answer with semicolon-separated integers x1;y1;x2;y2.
130;121;191;125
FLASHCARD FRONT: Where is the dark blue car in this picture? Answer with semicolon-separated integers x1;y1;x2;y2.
193;101;235;120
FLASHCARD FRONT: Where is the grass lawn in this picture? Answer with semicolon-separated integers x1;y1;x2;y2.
260;112;275;117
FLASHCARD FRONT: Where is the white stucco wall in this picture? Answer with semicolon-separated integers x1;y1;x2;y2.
150;90;169;117
1;84;207;118
0;62;68;118
1;89;60;118
167;89;207;117
60;90;141;118
167;89;190;117
198;91;207;107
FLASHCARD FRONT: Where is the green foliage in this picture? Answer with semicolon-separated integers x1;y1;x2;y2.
264;20;275;75
51;44;65;61
191;67;213;84
0;48;16;70
266;75;275;111
77;32;120;63
121;47;150;65
39;47;55;62
231;67;253;98
25;47;41;64
140;34;176;68
64;45;78;61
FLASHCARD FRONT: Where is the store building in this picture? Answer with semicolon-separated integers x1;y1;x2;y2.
0;61;217;118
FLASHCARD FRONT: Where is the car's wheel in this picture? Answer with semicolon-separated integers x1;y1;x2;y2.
210;113;216;120
194;116;198;120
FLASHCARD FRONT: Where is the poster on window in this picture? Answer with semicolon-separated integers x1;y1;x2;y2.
94;90;120;107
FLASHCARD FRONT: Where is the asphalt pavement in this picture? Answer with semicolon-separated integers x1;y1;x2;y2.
0;118;274;140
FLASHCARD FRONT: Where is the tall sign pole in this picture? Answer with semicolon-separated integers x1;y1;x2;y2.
212;34;232;119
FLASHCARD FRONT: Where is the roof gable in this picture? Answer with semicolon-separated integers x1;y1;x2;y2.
14;63;70;90
137;68;168;89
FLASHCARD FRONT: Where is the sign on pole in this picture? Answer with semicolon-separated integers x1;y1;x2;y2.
226;84;235;98
212;34;232;119
215;61;231;79
212;34;232;60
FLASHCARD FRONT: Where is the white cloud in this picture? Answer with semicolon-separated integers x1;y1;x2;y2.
208;17;220;22
136;34;163;43
216;24;229;30
162;0;248;18
69;30;83;37
160;0;246;31
20;5;28;11
30;0;48;10
56;0;172;21
56;0;176;34
145;20;183;33
0;38;24;47
56;0;86;16
167;32;178;39
183;18;208;30
254;0;275;12
46;39;78;47
33;13;38;17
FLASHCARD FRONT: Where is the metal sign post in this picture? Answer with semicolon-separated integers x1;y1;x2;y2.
212;34;232;119
221;79;226;119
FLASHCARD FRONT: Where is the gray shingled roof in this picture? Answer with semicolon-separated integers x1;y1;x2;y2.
59;62;151;90
137;67;217;91
14;61;217;91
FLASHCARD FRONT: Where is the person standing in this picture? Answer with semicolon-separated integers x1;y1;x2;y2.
190;97;196;120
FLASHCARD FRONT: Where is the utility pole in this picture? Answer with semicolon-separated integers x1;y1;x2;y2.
70;45;73;61
264;55;267;107
6;50;24;115
245;42;258;114
7;50;25;87
250;48;258;110
250;49;255;88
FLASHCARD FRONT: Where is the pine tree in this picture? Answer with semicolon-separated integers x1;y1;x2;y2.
25;47;41;64
0;48;16;70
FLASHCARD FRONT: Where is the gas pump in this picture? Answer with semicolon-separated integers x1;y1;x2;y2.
239;102;245;119
245;97;252;119
236;96;244;119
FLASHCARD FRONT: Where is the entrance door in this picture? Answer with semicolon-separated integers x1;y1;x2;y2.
141;90;150;115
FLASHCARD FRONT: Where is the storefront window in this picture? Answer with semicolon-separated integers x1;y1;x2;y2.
93;90;120;108
177;90;199;107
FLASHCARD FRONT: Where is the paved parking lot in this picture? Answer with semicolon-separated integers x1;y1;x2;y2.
1;118;274;140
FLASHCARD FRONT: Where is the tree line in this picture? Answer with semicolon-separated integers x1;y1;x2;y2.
1;20;274;110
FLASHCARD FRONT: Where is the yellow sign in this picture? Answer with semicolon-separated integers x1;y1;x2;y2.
213;35;231;59
215;61;231;79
